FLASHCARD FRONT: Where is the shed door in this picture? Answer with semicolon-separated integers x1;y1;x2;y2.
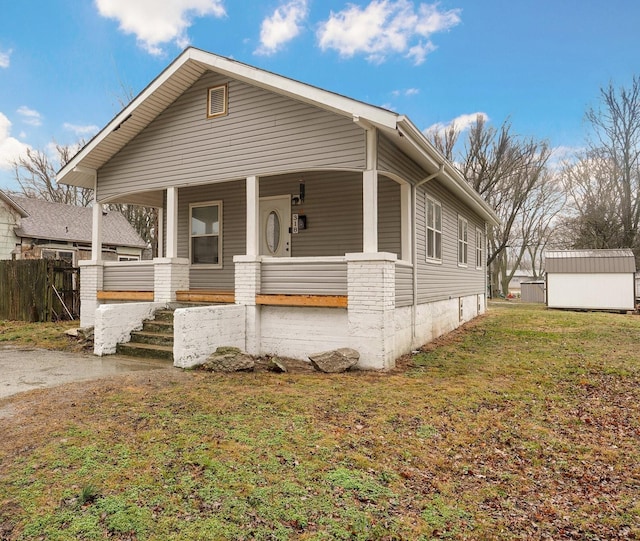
259;195;291;257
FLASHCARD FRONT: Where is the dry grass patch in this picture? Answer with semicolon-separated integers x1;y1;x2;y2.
1;302;639;539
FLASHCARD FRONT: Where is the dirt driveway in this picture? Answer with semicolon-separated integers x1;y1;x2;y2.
0;345;171;399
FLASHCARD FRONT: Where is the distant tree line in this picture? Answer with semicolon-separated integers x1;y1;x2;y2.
429;75;640;295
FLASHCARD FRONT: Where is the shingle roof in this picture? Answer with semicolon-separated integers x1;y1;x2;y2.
8;195;146;248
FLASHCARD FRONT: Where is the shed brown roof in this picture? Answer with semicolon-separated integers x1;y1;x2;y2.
545;249;636;274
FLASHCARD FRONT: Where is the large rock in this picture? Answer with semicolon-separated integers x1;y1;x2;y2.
202;346;255;372
308;348;359;373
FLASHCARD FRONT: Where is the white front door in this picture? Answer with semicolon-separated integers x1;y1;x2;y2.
259;195;291;257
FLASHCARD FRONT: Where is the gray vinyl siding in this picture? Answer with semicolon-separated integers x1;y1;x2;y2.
178;181;246;290
416;179;485;303
260;171;363;257
261;260;347;295
103;263;154;291
260;171;401;258
395;263;413;307
378;175;401;257
378;133;427;185
97;72;366;201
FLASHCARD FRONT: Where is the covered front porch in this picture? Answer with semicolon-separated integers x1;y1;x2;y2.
81;168;417;370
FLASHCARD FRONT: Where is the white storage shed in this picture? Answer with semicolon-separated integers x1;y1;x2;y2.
545;249;636;311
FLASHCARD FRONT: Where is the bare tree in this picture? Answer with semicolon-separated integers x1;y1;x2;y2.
430;117;554;295
11;141;157;254
562;76;640;261
12;143;93;206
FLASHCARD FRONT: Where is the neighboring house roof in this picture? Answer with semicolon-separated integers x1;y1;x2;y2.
8;195;146;248
0;191;28;218
57;47;499;227
545;249;636;274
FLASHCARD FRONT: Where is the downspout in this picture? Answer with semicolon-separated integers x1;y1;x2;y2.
412;164;445;337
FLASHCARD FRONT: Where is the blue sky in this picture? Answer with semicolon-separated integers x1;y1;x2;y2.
1;0;639;192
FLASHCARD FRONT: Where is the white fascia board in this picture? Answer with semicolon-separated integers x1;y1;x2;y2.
188;48;398;129
396;116;500;227
58;49;196;184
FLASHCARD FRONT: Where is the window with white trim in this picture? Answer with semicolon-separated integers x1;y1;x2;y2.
190;201;222;266
458;216;468;266
475;228;483;269
207;84;228;119
426;196;442;261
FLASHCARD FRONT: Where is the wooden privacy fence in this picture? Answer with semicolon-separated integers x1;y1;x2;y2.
0;260;80;322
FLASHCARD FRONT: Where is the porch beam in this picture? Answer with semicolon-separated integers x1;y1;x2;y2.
166;187;178;259
256;294;348;308
246;175;260;256
97;290;154;301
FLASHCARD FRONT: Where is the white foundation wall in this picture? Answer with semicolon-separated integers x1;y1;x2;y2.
394;294;484;358
173;304;246;368
547;273;635;310
259;306;350;361
94;302;165;355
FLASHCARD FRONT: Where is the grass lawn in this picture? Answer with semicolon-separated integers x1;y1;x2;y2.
1;302;639;539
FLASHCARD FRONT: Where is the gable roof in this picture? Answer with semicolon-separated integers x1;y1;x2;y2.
57;47;499;226
6;195;146;248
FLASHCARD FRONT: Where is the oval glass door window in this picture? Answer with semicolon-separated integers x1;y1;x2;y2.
266;211;281;254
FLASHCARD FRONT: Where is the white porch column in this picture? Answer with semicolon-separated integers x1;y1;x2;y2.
400;182;412;262
246;175;259;257
166;187;178;259
233;255;261;355
157;207;164;258
91;199;103;262
362;126;378;253
346;252;397;370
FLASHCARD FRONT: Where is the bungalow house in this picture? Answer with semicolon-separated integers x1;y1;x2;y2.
0;191;147;264
57;47;499;370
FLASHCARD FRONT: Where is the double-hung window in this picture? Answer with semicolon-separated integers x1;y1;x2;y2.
190;201;222;266
475;228;483;269
458;216;468;266
426;196;442;261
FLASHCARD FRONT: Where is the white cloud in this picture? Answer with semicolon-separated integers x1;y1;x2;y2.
0;49;11;68
425;111;489;138
256;0;308;55
63;123;100;137
317;0;461;65
16;106;43;127
95;0;226;55
392;87;420;97
0;113;31;170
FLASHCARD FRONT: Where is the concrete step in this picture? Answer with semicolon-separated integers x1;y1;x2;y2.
153;309;175;322
116;341;173;362
142;319;174;334
130;330;174;347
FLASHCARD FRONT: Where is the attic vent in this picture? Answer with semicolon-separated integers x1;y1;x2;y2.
207;84;228;118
